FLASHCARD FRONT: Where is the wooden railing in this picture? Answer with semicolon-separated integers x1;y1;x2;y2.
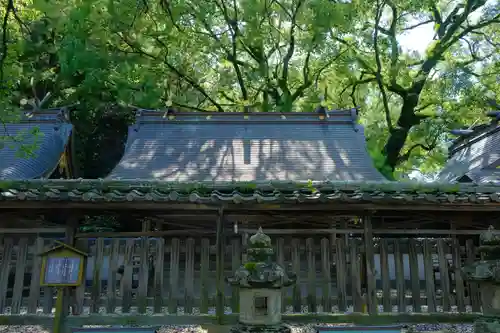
0;234;482;315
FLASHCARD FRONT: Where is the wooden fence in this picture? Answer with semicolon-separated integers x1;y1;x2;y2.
0;234;482;316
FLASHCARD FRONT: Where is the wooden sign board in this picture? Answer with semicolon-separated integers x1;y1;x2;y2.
71;328;158;333
316;326;402;333
40;241;87;287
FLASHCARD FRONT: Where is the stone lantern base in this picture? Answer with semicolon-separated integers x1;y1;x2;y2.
229;323;291;333
474;282;500;333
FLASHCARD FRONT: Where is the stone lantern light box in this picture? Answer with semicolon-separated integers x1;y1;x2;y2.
227;227;296;332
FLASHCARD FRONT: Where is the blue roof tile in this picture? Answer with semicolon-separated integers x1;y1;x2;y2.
0;109;72;179
438;124;500;183
108;110;385;182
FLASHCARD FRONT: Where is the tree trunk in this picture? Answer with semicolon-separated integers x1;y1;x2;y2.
382;96;422;173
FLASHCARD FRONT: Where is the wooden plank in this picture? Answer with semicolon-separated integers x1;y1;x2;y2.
451;237;466;312
121;239;135;313
106;239;120;314
168;238;180;314
394;239;405;313
11;237;29;314
199;238;210;314
230;236;241;314
90;238;104;314
0;237;13;313
363;216;377;314
408;239;421;312
291;238;301;312
73;239;88;315
0;228;67;234
239;228;496;235
185;238;196;314
306;238;317;313
379;239;391;313
276;237;286;311
137;237;150;314
320;238;331;313
465;239;481;312
28;237;44;314
350;238;362;313
153;237;165;313
335;238;347;312
437;239;451;312
215;207;224;324
423;239;436;313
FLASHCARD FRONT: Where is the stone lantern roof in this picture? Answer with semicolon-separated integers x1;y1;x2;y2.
227;227;296;289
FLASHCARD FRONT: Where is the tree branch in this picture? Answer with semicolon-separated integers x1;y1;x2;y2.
116;32;225;112
373;0;393;131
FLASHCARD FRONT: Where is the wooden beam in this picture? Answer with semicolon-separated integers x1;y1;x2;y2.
240;228;492;235
0;201;499;211
0;228;66;234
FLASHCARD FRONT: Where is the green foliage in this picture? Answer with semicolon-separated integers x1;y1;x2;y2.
0;0;498;179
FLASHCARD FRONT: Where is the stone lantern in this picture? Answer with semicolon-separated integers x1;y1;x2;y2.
463;225;500;333
227;227;296;333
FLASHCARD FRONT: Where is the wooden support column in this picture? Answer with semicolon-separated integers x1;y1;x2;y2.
215;207;225;324
363;215;377;314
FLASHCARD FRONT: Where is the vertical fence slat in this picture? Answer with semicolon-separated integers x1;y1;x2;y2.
106;239;120;314
230;236;241;314
291;238;301;312
121;239;135;313
335;238;347;312
306;238;316;313
137;237;150;314
276;237;286;312
199;238;210;314
0;237;13;314
380;239;391;313
168;238;180;314
350;239;362;313
408;239;421;312
185;238;195;314
466;239;481;312
452;238;466;312
91;238;104;314
437;239;451;312
73;239;89;315
28;238;44;314
321;238;331;313
363;217;377;314
423;239;436;313
394;240;405;313
11;237;29;314
153;238;165;314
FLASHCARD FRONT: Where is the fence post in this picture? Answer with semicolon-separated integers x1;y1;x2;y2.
216;207;225;324
363;215;377;314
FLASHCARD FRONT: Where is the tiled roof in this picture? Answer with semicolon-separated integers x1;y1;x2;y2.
0;109;72;179
0;179;499;206
438;123;500;183
107;110;386;182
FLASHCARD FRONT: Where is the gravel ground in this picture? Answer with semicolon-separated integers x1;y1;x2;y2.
0;306;475;333
0;323;476;333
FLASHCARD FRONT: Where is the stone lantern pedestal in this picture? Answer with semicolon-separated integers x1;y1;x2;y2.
227;228;296;333
463;226;500;333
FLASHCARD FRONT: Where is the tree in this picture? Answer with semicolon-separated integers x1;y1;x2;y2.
0;0;499;179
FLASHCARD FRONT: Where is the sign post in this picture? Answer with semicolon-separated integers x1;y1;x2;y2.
39;240;88;333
